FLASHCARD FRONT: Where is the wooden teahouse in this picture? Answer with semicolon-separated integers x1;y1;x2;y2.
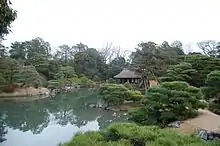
114;68;158;89
114;68;141;84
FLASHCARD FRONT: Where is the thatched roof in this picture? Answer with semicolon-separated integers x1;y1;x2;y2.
114;68;141;79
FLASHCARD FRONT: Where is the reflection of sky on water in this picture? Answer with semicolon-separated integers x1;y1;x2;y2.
2;120;99;146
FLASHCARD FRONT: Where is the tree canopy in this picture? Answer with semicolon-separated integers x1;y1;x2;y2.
0;0;17;39
159;62;197;86
131;41;184;79
202;71;220;114
185;54;220;86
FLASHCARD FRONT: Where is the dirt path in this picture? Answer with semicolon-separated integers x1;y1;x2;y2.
177;109;220;133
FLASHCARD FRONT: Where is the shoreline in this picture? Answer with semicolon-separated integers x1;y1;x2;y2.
0;87;50;101
0;94;50;102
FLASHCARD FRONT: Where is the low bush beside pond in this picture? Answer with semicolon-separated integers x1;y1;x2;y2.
62;123;220;146
48;75;95;90
98;84;144;106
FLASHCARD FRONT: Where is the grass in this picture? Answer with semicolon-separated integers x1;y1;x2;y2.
61;123;220;146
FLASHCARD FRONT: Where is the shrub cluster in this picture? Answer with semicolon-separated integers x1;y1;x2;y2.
129;81;207;127
48;75;94;89
62;123;220;146
98;84;144;106
202;71;220;114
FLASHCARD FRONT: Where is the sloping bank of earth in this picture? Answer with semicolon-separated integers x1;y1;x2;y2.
0;87;50;101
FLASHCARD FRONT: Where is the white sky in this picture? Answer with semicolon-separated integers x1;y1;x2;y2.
3;0;220;53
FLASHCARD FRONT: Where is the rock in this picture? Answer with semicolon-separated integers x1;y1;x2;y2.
168;121;181;128
97;99;105;108
123;100;134;104
197;129;208;140
89;104;96;108
196;128;220;141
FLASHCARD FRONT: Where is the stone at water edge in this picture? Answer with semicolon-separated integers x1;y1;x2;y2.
168;121;182;128
89;104;96;108
195;128;220;141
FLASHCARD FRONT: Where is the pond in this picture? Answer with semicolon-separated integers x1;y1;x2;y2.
0;89;127;146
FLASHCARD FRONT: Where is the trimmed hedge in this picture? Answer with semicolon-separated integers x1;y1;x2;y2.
98;84;144;106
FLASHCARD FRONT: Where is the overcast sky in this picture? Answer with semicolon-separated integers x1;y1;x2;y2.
3;0;220;53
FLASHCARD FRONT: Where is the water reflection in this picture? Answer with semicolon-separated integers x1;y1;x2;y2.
0;89;127;146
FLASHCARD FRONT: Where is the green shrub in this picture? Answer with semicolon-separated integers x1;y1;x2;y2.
159;62;197;85
98;84;143;106
185;54;220;87
126;90;143;101
202;71;220;115
0;75;6;92
98;84;127;105
79;76;94;84
108;78;116;83
13;65;43;87
62;123;220;146
69;77;81;84
129;81;206;126
93;75;101;82
48;80;60;89
124;82;133;90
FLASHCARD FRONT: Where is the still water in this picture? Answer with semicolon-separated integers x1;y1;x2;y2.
0;89;127;146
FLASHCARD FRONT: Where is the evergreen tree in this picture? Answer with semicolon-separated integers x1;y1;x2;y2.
185;54;220;86
202;71;220;114
129;81;206;126
159;62;197;86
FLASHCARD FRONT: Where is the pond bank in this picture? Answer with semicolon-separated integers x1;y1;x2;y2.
0;87;50;101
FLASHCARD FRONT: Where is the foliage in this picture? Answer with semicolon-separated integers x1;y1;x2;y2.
79;76;94;84
0;57;20;84
202;71;220;115
129;81;207;126
13;66;43;87
62;123;220;146
105;57;127;79
9;41;27;61
159;62;197;85
108;78;116;83
74;48;107;79
98;84;144;105
123;82;133;90
54;66;76;80
55;45;75;64
0;74;5;92
185;54;220;86
131;41;184;78
0;0;17;39
48;76;94;89
48;80;60;89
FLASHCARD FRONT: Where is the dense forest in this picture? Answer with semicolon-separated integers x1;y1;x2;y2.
1;1;220;93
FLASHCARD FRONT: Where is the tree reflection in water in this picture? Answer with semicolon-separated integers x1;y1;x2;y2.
0;89;127;143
